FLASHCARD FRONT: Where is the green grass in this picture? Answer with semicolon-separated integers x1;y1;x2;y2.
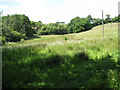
2;23;119;88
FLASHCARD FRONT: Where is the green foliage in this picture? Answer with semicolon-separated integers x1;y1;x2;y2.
2;44;118;88
112;16;118;23
1;13;119;44
2;23;119;88
118;14;120;22
2;36;6;44
67;15;92;33
91;18;102;27
2;14;33;43
31;21;43;34
37;23;68;35
74;51;89;61
21;34;28;40
105;14;111;23
64;37;68;41
46;54;64;66
10;31;22;42
3;29;22;42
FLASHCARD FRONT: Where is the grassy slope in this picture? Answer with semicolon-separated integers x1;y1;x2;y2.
3;23;119;88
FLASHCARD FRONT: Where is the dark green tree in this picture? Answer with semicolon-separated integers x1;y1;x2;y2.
2;14;33;42
105;14;111;23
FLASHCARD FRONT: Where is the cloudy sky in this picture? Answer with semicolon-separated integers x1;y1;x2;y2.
0;0;119;24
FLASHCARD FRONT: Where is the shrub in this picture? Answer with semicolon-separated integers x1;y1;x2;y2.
64;37;68;41
22;34;28;40
10;31;22;42
74;30;81;33
2;36;6;44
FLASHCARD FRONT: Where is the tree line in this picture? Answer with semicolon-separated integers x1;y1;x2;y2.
1;14;120;44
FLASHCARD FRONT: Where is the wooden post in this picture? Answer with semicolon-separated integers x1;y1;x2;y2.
102;10;104;39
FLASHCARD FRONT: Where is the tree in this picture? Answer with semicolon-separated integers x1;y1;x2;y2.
2;14;33;42
10;30;21;42
118;14;120;22
105;14;111;23
37;23;68;35
91;18;102;27
67;16;92;33
111;16;118;23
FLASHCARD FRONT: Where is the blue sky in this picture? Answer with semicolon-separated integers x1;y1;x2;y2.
0;0;119;24
0;0;21;10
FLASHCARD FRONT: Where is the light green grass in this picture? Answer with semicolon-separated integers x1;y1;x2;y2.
2;23;119;88
3;23;118;47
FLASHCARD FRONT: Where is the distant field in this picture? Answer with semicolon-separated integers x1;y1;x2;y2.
3;23;118;47
2;23;119;88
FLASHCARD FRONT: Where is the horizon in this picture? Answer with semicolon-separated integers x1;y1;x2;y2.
0;0;119;24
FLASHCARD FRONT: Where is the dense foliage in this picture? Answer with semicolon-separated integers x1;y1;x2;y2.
30;21;43;34
37;23;68;35
2;14;33;43
2;23;119;88
67;15;92;33
67;14;120;33
1;13;120;44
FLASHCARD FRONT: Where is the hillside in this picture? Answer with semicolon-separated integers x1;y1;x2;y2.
2;23;119;88
3;23;118;47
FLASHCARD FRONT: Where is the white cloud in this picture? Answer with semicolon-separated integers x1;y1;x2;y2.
0;5;7;9
2;0;120;24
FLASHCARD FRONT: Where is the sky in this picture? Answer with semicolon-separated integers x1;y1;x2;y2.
0;0;120;24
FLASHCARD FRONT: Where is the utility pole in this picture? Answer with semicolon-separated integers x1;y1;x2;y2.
102;10;104;39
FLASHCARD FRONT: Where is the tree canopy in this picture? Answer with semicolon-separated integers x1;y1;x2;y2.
2;14;33;42
1;13;120;44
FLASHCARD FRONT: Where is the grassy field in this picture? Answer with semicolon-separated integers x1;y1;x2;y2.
2;23;119;88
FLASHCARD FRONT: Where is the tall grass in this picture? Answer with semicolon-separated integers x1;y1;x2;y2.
2;23;119;88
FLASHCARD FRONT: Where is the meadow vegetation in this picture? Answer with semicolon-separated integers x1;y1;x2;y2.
1;13;120;44
2;23;119;88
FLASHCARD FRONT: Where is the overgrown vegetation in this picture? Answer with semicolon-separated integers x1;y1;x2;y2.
2;14;33;43
2;23;119;88
1;14;120;44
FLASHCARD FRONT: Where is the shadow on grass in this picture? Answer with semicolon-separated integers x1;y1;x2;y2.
27;35;41;40
2;49;119;88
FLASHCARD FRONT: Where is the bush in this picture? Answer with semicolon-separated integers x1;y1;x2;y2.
10;31;22;42
64;37;68;41
22;34;28;40
2;36;6;44
75;29;81;33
